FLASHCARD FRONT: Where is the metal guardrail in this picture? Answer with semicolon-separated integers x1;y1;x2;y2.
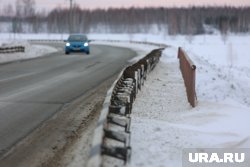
0;46;25;53
178;47;197;107
87;48;163;167
92;39;169;48
28;39;169;48
28;39;64;43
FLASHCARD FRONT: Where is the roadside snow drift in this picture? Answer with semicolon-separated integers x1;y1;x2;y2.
0;40;57;64
130;45;250;167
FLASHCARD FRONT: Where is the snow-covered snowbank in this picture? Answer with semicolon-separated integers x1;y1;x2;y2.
0;40;58;64
130;47;250;167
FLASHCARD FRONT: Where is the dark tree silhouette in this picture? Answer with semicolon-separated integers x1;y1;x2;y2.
0;5;250;34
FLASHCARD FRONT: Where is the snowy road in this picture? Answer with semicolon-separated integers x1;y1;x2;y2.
0;43;136;158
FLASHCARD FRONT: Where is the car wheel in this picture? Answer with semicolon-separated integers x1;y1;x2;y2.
86;51;90;55
65;51;70;55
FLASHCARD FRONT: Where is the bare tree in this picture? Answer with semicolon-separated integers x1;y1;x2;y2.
3;4;14;17
13;0;23;33
21;0;36;18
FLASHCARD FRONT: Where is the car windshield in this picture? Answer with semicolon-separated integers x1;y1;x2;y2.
68;35;87;42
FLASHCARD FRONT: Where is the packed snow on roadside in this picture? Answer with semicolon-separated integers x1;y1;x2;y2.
0;39;58;64
130;47;250;167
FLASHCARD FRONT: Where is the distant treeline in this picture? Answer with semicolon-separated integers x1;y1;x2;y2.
1;5;250;34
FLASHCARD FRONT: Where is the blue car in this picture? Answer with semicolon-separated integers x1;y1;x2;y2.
65;34;90;55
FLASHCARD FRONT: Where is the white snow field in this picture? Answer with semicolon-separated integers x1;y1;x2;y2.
1;33;250;166
130;46;250;167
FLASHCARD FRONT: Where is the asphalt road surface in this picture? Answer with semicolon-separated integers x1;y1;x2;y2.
0;43;136;157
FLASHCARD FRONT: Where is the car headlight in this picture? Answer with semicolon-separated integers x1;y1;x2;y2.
66;43;70;46
84;42;89;47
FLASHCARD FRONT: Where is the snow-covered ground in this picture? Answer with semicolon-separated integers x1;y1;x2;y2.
0;39;58;64
1;33;250;166
130;47;250;167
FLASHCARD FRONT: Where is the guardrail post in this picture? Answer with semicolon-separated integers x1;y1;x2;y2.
141;65;145;86
146;60;150;74
137;69;141;90
134;71;138;94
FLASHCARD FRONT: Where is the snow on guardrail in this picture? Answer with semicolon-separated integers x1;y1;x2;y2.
87;48;164;167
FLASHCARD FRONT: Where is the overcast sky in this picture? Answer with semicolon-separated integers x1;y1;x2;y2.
1;0;250;11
